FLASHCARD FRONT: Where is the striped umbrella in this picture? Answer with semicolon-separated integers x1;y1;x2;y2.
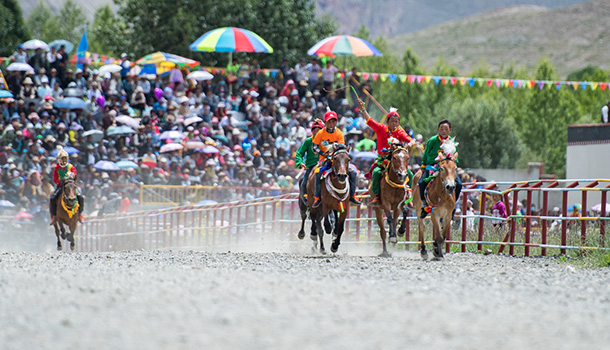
307;35;382;57
189;27;273;53
136;52;200;68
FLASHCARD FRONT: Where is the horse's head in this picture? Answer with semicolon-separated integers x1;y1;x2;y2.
331;144;350;184
390;147;410;183
438;157;458;196
62;175;77;201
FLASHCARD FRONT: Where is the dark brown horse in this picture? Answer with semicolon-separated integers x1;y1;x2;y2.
53;174;79;250
306;144;351;254
412;145;458;260
371;146;412;257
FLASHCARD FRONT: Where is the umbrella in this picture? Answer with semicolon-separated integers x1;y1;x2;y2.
83;129;104;142
159;130;185;140
107;125;136;136
185;141;205;149
197;200;218;206
63;87;84;97
0;199;16;208
141;157;157;169
591;203;610;212
160;143;184;153
115;115;140;129
183;116;203;126
94;160;121;171
6;62;35;71
13;211;34;221
54;97;88;110
51;146;79;156
115;160;140;170
22;39;48;50
212;134;229;145
49;40;74;54
197;145;219;154
307;35;382;57
98;64;122;76
136;52;200;71
354;151;378;162
187;70;214;81
0;90;14;98
189;27;273;53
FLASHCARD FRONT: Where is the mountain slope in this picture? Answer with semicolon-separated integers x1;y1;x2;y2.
388;0;610;77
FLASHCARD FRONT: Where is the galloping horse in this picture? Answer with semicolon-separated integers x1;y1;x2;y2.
53;172;80;250
371;145;412;257
412;139;458;260
306;144;351;254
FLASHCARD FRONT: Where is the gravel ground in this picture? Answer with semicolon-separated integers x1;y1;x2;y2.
1;243;609;350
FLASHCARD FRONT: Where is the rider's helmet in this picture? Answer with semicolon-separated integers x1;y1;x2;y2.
57;149;69;167
311;119;325;130
324;110;337;122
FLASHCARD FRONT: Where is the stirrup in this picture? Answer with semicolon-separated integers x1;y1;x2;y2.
350;195;361;205
370;195;381;207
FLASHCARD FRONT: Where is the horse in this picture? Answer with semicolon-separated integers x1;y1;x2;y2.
370;145;412;257
412;139;459;260
53;173;80;250
306;144;351;254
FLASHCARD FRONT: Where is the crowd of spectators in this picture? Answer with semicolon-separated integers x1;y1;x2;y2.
0;45;433;221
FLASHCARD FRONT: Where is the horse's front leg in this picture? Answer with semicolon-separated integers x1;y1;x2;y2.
68;224;76;251
331;212;347;253
374;208;389;257
54;223;62;251
432;215;444;260
398;204;408;237
297;200;307;240
387;209;397;244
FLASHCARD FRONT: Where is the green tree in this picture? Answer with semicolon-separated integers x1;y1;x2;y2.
56;0;87;46
0;0;29;56
90;5;128;56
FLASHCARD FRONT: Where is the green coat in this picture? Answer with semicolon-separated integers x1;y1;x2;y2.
421;134;458;168
295;137;318;169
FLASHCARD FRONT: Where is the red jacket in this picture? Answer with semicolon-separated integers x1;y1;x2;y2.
53;163;76;185
366;118;413;155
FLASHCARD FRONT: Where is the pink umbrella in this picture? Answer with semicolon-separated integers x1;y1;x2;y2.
183;116;203;126
185;141;205;149
13;211;34;221
196;145;219;154
160;143;184;153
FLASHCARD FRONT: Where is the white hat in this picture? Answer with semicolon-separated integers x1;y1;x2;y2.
121;53;127;58
290;89;299;96
249;90;259;98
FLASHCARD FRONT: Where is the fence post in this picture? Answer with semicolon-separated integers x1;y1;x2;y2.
355;205;361;241
562;181;579;255
582;181;599;250
601;185;609;247
477;190;487;252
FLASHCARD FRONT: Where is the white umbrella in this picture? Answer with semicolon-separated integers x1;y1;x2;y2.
187;70;214;81
83;129;104;142
98;64;122;76
49;40;74;54
159;130;185;140
183;116;203;126
115;115;140;129
160;143;184;153
22;39;49;50
185;141;205;149
6;62;35;71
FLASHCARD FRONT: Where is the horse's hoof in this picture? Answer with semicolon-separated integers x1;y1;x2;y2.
60;233;66;240
421;251;428;260
70;244;75;251
389;236;397;244
379;251;391;258
432;256;444;261
331;244;338;253
57;245;62;251
297;231;305;240
310;234;317;241
320;248;326;255
397;228;405;237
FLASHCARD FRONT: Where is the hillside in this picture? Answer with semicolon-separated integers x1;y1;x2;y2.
388;0;610;77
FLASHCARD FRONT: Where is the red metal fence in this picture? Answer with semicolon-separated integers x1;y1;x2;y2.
76;180;610;255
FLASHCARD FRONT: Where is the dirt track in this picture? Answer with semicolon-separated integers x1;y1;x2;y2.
1;246;609;350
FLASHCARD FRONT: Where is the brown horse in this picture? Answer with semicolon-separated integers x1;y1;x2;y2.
412;147;458;260
371;146;412;257
306;144;351;254
53;174;79;250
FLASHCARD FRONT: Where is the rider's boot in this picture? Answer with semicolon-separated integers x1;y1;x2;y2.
312;170;322;208
370;194;381;207
348;170;361;205
49;216;56;225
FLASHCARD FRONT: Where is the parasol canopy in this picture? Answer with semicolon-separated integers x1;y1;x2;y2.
189;27;273;53
307;35;382;57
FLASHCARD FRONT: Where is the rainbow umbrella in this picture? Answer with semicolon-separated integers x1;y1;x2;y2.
136;51;200;69
189;27;273;53
307;35;382;57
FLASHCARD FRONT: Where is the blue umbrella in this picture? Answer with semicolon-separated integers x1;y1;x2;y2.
49;39;74;54
54;97;88;110
94;160;121;171
0;90;14;98
0;199;16;208
51;146;79;156
115;160;139;170
107;125;136;136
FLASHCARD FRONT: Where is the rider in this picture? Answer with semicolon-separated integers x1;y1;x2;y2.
358;99;414;207
311;110;361;208
50;148;84;224
418;119;462;219
295;119;325;202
